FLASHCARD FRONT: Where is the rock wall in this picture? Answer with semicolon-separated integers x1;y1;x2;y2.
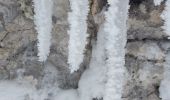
0;0;168;100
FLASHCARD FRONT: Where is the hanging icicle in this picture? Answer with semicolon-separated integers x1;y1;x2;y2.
159;53;170;100
67;0;89;73
159;0;170;99
103;0;129;100
153;0;163;5
161;0;170;36
33;0;53;62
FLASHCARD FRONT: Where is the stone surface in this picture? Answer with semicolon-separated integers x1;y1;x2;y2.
126;41;165;60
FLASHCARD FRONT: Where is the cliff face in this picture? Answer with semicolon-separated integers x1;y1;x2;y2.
0;0;168;100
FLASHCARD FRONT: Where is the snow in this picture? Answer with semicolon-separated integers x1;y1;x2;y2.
0;63;79;100
54;89;79;100
159;53;170;100
0;81;37;100
0;80;79;100
153;0;163;5
103;0;129;100
67;0;89;73
161;0;170;36
33;0;53;62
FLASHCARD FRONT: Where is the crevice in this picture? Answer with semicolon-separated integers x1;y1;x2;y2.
129;0;144;6
127;38;170;42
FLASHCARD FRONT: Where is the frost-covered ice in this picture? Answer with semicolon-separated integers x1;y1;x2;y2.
159;53;170;100
159;2;170;99
54;89;79;100
0;64;79;100
158;1;170;99
0;81;37;100
0;80;78;100
78;24;107;100
67;0;89;72
161;0;170;36
103;0;129;100
33;0;53;62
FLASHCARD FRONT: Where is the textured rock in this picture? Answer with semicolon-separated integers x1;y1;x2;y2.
124;0;166;100
126;41;165;60
18;0;34;19
138;61;163;87
0;0;18;24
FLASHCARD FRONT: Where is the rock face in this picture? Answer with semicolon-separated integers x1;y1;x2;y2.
0;0;168;100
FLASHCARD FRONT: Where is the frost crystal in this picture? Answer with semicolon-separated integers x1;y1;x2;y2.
33;0;53;62
68;0;89;72
161;0;170;36
103;0;129;100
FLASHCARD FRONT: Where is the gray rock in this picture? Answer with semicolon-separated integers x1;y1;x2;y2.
124;56;163;100
0;0;18;24
126;41;165;60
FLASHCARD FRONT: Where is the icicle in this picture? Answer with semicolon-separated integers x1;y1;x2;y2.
161;0;170;37
159;1;170;99
33;0;53;62
153;0;163;5
67;0;89;73
78;24;107;100
103;0;129;100
159;53;170;100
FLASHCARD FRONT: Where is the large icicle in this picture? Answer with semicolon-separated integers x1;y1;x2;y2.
67;0;89;72
103;0;129;100
161;0;170;36
159;52;170;100
33;0;53;62
78;24;107;100
159;1;170;99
